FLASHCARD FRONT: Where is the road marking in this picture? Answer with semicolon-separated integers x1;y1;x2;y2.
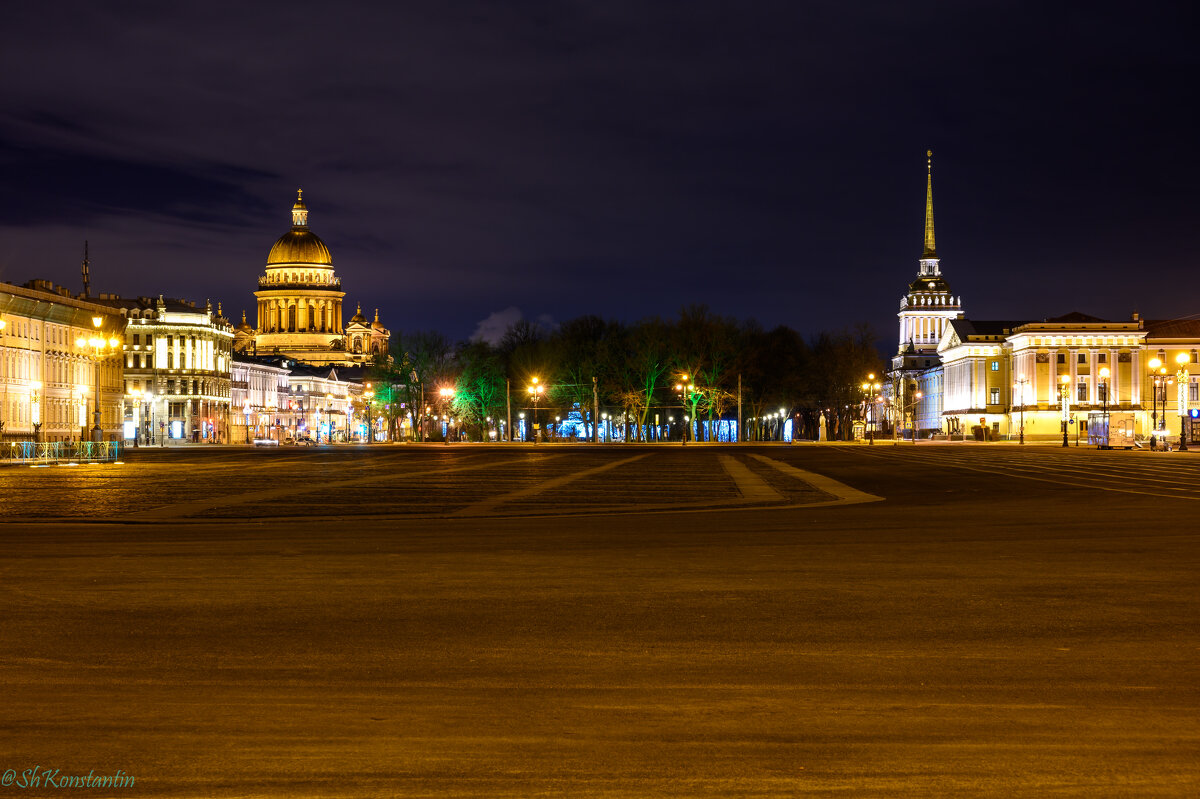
137;454;548;520
749;455;884;505
849;448;1200;501
719;456;783;502
450;453;650;517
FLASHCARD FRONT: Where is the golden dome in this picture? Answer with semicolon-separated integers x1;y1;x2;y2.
266;189;333;266
349;303;368;325
267;229;332;266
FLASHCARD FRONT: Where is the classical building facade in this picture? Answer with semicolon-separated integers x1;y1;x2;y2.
1;280;125;442
230;355;293;443
882;155;1200;442
236;192;390;366
91;295;234;444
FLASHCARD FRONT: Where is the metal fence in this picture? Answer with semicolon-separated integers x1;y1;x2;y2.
0;441;123;466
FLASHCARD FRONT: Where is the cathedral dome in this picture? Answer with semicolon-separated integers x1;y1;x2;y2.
267;230;332;266
266;189;333;266
349;303;368;325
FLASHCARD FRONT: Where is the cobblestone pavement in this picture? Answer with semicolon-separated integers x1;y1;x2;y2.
1;444;1198;796
0;444;867;522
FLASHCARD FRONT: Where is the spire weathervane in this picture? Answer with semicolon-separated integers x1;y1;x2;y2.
923;150;937;259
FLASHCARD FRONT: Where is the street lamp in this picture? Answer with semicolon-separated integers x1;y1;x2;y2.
1059;374;1071;448
1014;374;1029;445
438;386;455;444
1176;353;1189;451
76;317;121;444
674;376;695;445
905;391;923;444
527;377;543;443
860;376;881;445
1148;358;1170;450
364;383;375;443
1098;366;1110;449
325;393;334;444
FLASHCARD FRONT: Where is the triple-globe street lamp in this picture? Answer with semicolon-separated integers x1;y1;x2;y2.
674;375;695;445
1148;358;1170;449
527;377;543;443
76;317;122;444
861;374;881;445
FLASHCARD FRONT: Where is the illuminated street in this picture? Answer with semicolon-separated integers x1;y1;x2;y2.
2;445;1199;796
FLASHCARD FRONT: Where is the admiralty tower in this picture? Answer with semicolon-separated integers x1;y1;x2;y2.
235;191;388;366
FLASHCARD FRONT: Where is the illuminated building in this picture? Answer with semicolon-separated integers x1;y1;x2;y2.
884;154;1200;442
885;151;963;435
236;191;390;365
0;280;124;442
231;355;293;443
91;295;234;443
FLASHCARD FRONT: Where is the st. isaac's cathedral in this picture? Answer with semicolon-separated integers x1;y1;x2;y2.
233;191;389;366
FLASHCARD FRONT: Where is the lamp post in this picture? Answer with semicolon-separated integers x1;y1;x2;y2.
861;375;881;444
1148;358;1169;450
364;383;375;443
1098;366;1110;448
325;393;334;444
1176;353;1190;451
438;386;455;444
76;317;121;444
527;377;543;443
906;391;922;444
128;387;143;447
0;317;6;440
142;390;153;445
1059;374;1070;448
674;376;695;445
1014;374;1029;445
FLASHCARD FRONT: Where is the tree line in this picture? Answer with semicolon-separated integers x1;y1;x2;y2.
367;306;881;442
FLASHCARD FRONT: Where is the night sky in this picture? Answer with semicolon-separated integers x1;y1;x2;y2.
1;2;1195;345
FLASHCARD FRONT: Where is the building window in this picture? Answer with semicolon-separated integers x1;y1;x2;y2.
1192;350;1198;364
1077;353;1087;364
1098;383;1108;402
1077;382;1088;402
1098;353;1106;363
1158;349;1166;362
990;361;999;371
1057;353;1066;364
1191;382;1199;403
990;388;1000;404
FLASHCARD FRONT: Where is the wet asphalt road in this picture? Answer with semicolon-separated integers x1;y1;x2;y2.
1;444;1198;796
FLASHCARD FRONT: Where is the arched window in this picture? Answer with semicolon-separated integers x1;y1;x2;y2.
353;336;362;353
308;304;316;330
288;305;297;332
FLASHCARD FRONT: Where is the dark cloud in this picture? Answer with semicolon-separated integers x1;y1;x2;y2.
0;1;1196;342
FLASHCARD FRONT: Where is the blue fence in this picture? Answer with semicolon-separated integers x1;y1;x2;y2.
0;441;123;466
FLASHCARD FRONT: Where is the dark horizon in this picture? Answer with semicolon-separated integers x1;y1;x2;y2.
2;2;1196;346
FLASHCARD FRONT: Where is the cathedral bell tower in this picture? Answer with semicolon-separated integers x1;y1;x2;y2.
896;150;962;354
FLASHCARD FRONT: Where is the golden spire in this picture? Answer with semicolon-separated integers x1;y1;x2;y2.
922;150;937;258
